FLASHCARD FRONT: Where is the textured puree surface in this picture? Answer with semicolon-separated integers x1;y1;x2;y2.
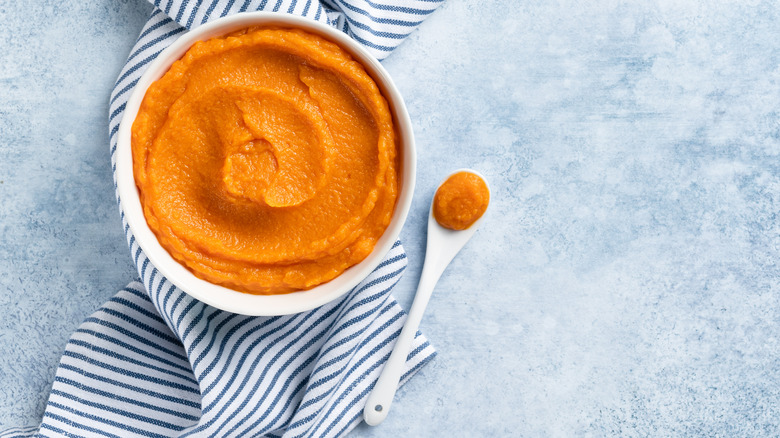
132;28;398;294
432;171;489;230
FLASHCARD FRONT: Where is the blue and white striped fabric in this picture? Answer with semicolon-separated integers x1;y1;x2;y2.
1;0;443;437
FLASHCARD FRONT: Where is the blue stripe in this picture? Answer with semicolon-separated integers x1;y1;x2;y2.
176;298;201;331
68;339;196;384
210;307;341;436
0;426;40;438
227;321;336;435
314;3;322;21
310;348;360;385
190;312;240;369
139;258;151;281
135;10;169;42
162;283;178;319
219;0;238;18
330;267;404;334
108;296;166;327
300;314;404;437
52;391;182;432
51;385;198;422
349;264;405;303
285;408;319;432
330;289;388;336
0;426;37;434
406;339;433;362
309;284;400;376
377;251;406;269
81;318;186;361
348;29;397;52
321;263;403;335
333;411;362;438
316;348;403;437
168;291;188;326
185;0;205;28
75;328;191;372
286;303;399;434
196;314;282;382
181;311;321;435
47;401;169;438
114;50;160;92
201;314;308;397
182;305;219;352
200;0;223;25
109;78;139;110
325;262;404;328
40;417;93;438
157;282;178;330
108;122;120;142
62;351;199;394
58;363;199;407
154;277;178;330
325;345;433;437
340;0;439;15
175;0;191;23
338;0;427;26
180;301;205;340
123;285;149;300
128;26;184;67
150;270;163;312
342;11;411;40
108;102;126;125
133;245;143;265
256;304;403;430
298;343;391;438
307;296;397;388
238;0;254;13
251;371;312;436
97;307;180;346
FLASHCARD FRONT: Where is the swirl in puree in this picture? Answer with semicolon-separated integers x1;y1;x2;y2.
132;27;399;294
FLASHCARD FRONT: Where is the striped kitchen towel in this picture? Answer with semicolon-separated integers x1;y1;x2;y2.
1;0;443;437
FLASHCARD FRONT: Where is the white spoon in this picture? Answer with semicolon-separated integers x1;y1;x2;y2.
363;168;489;426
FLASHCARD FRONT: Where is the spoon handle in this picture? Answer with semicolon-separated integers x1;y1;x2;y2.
363;252;444;426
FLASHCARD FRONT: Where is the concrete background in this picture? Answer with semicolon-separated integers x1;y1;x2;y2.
1;0;779;436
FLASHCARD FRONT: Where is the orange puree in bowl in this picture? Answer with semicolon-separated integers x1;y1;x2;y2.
433;172;489;230
131;27;398;294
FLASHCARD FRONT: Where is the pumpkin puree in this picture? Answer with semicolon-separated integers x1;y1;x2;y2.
132;27;398;294
433;172;489;230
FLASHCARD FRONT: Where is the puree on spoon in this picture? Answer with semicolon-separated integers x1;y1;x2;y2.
433;171;490;230
131;27;398;294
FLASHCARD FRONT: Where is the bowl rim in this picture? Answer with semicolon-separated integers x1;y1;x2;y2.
115;11;416;316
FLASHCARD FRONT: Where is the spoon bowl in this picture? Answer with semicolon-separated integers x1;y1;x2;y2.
423;168;490;280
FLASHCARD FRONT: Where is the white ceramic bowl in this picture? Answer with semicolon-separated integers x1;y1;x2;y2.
116;12;416;316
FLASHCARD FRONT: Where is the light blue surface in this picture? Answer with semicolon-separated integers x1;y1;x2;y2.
1;0;779;436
